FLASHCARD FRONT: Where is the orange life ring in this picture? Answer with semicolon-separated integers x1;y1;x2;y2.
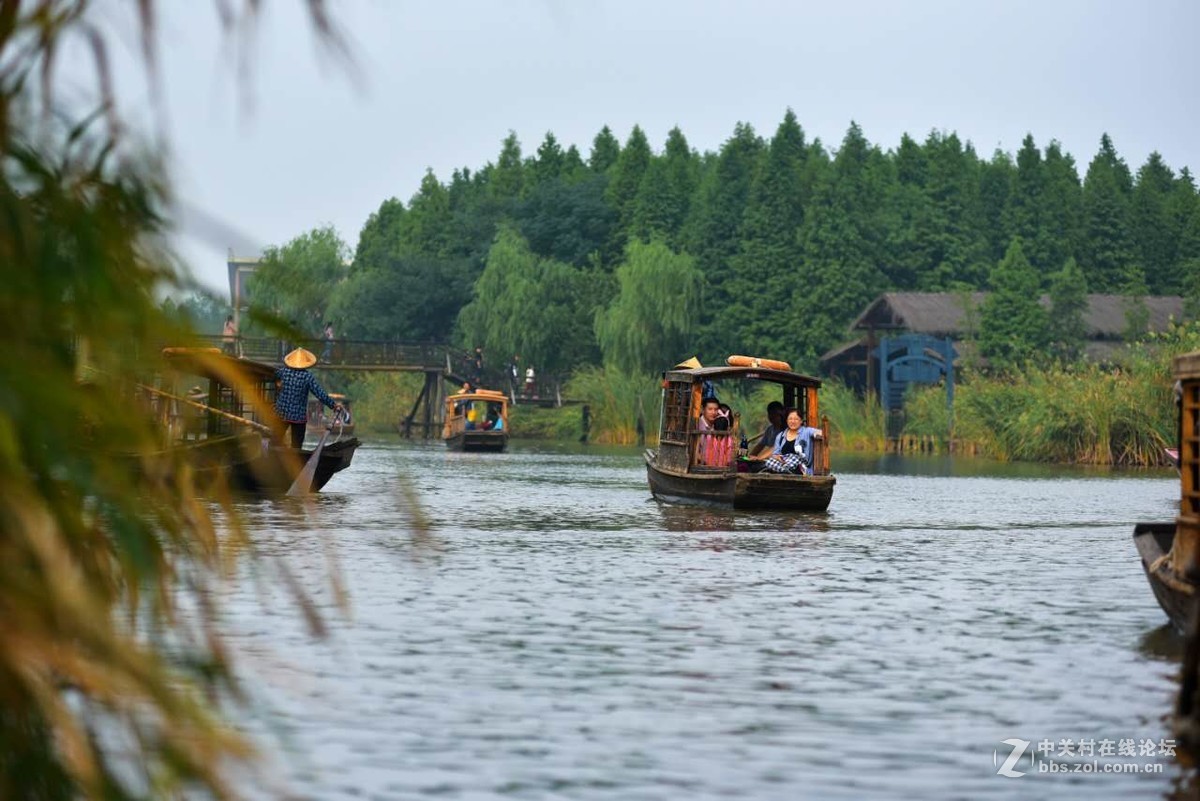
725;354;792;371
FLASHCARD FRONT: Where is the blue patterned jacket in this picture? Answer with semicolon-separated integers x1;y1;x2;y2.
274;366;336;423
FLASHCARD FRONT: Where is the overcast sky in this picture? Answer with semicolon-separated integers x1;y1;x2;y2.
97;0;1200;297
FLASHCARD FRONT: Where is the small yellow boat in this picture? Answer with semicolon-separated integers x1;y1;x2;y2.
443;388;509;452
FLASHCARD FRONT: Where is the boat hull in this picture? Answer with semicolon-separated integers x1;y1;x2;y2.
186;434;360;495
445;430;508;452
1134;522;1195;633
645;450;834;511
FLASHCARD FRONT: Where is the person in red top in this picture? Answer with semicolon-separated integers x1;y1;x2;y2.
696;396;729;466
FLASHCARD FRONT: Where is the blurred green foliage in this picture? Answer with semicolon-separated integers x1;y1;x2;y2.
0;2;344;798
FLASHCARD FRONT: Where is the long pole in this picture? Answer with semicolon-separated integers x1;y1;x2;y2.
138;383;273;436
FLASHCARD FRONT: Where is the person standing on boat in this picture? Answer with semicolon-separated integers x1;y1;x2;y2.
274;347;343;449
761;408;823;474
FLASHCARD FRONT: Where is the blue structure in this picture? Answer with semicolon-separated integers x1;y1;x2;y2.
877;334;956;435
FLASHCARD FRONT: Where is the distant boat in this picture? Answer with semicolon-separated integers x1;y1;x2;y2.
443;387;509;452
155;348;359;494
1133;351;1199;632
309;392;354;438
644;356;835;511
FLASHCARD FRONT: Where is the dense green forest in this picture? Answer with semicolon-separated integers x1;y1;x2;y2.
248;112;1200;376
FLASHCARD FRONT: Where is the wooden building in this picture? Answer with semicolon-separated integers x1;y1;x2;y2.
820;292;1186;397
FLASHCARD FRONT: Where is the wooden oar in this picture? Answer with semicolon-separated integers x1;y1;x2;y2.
286;408;343;496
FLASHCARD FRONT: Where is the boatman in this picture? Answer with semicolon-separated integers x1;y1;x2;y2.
275;347;343;449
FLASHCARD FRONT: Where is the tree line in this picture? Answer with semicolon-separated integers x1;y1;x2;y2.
247;112;1200;376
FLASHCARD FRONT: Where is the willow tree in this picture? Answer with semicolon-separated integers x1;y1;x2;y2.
249;224;350;333
595;238;702;374
1;2;346;799
457;226;600;378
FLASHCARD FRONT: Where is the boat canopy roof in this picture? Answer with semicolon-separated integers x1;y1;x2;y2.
1176;350;1200;382
447;388;508;403
663;364;822;388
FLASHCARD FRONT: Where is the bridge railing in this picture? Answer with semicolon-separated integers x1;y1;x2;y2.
187;335;566;404
195;335;451;369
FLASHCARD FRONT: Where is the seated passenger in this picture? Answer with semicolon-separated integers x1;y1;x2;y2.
484;403;503;431
749;401;786;458
794;421;824;475
696;396;732;466
711;403;733;464
761;408;824;474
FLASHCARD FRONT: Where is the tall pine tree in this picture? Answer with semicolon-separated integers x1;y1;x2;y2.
683;122;765;357
1080;134;1134;292
629;126;698;249
1039;141;1083;279
793;123;889;366
1130;152;1177;294
603;125;653;262
589;125;621;173
1047;256;1088;362
978;238;1050;370
720;110;811;357
916;131;989;289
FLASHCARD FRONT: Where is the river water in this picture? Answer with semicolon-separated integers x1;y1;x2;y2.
220;440;1191;800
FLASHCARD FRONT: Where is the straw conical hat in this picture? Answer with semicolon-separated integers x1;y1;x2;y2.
284;348;317;369
674;356;702;369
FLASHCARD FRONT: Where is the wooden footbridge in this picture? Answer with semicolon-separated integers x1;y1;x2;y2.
196;336;573;438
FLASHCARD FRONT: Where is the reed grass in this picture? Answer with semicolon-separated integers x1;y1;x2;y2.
818;380;887;451
902;348;1178;465
563;366;662;444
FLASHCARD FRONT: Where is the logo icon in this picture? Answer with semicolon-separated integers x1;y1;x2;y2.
994;738;1031;778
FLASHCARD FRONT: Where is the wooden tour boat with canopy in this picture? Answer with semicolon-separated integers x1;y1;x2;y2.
1135;349;1200;632
144;347;359;494
443;387;509;452
644;356;835;510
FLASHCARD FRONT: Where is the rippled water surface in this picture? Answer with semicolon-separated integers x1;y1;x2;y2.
221;441;1188;800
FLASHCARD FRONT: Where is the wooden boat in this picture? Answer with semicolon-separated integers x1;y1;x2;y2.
1134;522;1192;633
153;348;359;494
1134;350;1200;632
443;387;509;452
644;357;836;510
